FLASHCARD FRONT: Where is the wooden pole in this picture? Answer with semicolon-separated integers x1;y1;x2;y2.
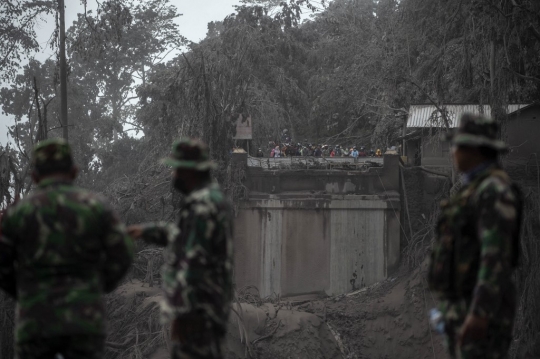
59;0;68;141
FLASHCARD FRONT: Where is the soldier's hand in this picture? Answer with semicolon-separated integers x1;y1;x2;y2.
458;314;488;346
127;225;143;239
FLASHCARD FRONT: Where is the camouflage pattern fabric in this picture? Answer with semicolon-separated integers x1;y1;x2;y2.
141;182;233;357
0;178;134;344
441;298;513;359
428;164;522;359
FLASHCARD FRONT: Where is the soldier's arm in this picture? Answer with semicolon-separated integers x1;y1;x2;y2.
102;205;135;293
139;222;175;247
469;182;519;319
0;212;17;298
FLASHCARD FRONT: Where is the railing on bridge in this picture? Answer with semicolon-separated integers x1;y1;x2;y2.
247;156;384;170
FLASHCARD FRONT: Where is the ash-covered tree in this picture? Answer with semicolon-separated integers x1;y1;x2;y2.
0;59;59;196
69;0;185;142
0;56;114;192
137;0;322;161
0;1;54;80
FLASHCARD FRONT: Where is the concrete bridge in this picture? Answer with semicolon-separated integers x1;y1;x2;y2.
233;154;402;298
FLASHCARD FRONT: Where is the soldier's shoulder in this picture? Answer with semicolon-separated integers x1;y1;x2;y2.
3;197;34;220
55;186;116;216
57;185;111;208
476;170;518;202
4;187;50;217
3;187;112;228
208;183;227;204
188;183;229;215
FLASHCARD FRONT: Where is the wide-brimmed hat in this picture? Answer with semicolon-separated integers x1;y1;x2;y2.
447;113;508;152
33;138;74;174
161;138;216;171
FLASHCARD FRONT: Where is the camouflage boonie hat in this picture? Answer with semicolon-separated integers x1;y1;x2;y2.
161;138;216;171
449;113;508;153
33;138;74;174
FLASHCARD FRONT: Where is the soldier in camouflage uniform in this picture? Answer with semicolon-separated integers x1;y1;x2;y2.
128;138;233;359
0;138;134;359
428;113;523;359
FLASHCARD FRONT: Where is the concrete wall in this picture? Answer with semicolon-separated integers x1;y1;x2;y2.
233;155;402;297
235;194;400;296
234;195;400;297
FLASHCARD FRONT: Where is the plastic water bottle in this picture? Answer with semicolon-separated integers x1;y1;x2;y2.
429;308;445;334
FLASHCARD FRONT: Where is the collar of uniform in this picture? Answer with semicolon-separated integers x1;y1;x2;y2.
461;161;498;186
37;177;73;189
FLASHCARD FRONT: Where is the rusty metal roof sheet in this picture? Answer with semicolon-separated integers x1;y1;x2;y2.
407;104;529;128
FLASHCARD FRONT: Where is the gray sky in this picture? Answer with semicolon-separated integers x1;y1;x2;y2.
0;0;243;146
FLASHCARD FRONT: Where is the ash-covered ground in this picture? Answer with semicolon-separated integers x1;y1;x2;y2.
109;261;444;359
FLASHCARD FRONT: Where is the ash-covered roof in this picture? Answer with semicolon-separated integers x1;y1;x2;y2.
407;104;529;128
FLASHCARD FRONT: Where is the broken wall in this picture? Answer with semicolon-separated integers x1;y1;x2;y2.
233;155;402;297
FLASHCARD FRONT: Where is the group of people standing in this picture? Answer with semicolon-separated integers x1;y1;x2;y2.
258;142;383;158
0;138;233;359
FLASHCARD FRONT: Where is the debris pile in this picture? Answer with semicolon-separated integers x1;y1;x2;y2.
108;263;447;359
319;264;446;359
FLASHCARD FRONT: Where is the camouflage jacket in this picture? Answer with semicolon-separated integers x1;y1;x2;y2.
141;182;233;334
0;178;134;343
428;164;522;325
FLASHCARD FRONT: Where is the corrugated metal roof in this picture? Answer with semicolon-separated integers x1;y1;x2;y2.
407;104;529;128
